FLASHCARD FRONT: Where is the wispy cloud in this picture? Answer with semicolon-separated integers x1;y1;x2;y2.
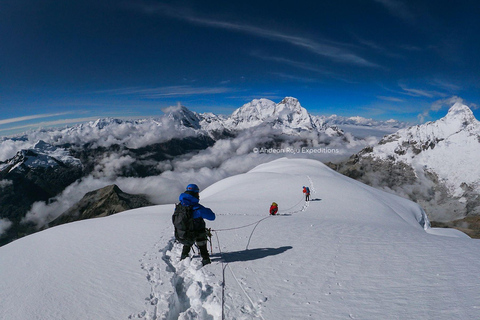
0;218;13;237
380;81;452;100
0;117;104;134
98;85;234;98
377;96;404;102
251;53;360;83
252;53;334;75
133;2;379;68
429;78;462;92
373;0;416;23
398;83;446;98
270;72;319;83
0;112;72;126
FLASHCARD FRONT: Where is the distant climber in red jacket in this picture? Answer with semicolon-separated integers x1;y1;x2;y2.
303;186;310;201
270;202;278;215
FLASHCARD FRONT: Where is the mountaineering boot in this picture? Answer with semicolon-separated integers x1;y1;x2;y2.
199;244;211;266
202;259;211;266
180;245;191;260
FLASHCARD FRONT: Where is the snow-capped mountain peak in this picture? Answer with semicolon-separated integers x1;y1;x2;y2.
0;140;82;173
163;104;202;129
276;96;304;114
32;139;58;153
378;103;479;148
438;102;479;133
91;118;124;130
445;102;476;120
227;97;330;133
231;97;306;122
230;98;277;122
358;103;480;216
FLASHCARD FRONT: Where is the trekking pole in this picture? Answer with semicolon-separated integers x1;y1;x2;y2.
206;228;213;254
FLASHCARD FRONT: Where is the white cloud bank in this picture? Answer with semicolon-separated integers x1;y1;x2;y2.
21;123;375;228
0;218;12;237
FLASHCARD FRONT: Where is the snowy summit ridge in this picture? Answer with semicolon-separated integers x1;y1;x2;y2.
1;158;479;320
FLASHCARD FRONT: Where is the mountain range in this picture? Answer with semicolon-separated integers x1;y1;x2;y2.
0;97;354;245
1;97;479;245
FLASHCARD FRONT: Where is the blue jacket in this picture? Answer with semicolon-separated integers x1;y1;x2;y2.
179;193;216;221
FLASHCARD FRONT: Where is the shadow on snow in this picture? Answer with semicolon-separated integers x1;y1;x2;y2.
211;246;293;263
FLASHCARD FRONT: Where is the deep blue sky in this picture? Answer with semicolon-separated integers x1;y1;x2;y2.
1;0;479;136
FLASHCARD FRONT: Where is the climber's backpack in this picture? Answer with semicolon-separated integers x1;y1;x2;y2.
172;203;195;245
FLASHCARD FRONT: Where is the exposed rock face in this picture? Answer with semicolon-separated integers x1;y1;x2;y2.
49;184;152;227
430;216;480;239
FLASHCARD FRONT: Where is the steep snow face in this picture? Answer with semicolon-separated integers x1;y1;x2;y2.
369;103;480;197
225;97;329;133
1;158;479;320
230;98;277;125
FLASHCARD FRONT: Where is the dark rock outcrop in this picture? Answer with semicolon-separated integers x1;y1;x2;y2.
48;184;153;227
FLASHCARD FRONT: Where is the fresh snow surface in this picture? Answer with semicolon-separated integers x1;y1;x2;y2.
1;158;479;320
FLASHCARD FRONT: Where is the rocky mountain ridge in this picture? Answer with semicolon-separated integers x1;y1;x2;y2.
48;184;152;228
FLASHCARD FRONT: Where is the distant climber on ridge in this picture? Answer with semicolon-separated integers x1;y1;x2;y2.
172;184;216;266
303;186;310;201
270;202;278;215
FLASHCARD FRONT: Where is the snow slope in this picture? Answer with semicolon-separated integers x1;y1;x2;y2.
1;158;480;320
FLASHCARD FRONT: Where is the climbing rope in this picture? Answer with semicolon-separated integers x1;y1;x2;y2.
277;194;305;214
246;216;271;250
213;230;266;320
212;215;272;232
213;230;227;320
209;176;314;319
